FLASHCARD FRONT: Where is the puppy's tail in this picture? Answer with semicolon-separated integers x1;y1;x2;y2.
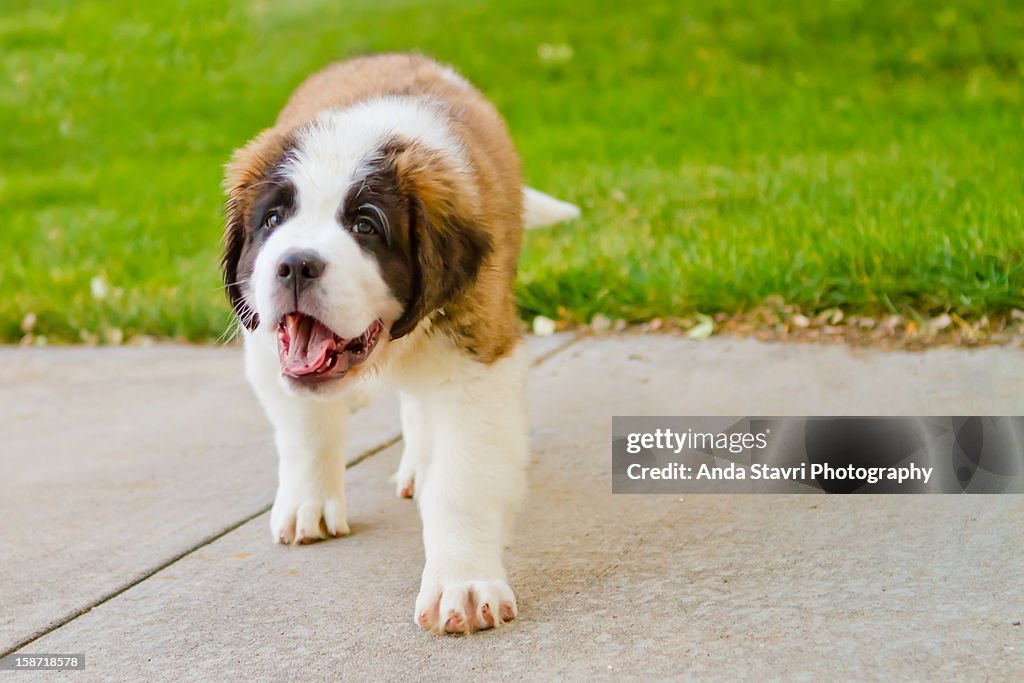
523;187;580;229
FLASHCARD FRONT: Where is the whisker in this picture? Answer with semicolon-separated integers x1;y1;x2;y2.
219;277;250;292
235;177;280;193
216;318;240;344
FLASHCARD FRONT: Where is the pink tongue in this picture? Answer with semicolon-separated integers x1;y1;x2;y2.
281;316;337;376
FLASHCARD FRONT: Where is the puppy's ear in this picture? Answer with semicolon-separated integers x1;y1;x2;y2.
387;143;492;339
221;129;289;330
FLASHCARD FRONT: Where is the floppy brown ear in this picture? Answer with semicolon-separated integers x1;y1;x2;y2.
387;143;492;339
221;129;289;330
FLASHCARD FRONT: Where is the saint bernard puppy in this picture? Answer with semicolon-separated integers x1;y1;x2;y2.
221;54;578;635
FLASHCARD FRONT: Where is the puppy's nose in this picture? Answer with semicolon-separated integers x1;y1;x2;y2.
277;250;325;292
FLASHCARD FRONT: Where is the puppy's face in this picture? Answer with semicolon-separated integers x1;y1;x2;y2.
222;102;491;394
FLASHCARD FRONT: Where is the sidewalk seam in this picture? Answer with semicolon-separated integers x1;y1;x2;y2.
1;332;582;657
1;505;270;659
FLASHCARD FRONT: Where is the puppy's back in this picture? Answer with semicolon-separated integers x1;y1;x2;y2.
279;55;454;124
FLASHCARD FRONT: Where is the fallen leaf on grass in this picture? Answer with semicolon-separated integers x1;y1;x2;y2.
687;314;714;340
532;315;556;336
590;313;612;333
90;275;109;300
927;313;952;333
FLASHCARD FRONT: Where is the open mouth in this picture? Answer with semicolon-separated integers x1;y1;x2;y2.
277;313;383;384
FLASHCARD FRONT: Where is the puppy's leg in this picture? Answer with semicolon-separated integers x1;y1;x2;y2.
268;400;350;544
245;335;351;544
394;390;431;499
409;343;529;634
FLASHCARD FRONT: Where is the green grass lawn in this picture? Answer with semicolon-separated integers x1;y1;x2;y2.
2;0;1022;343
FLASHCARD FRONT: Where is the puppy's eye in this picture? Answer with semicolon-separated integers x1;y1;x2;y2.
351;218;377;235
349;204;386;237
263;211;282;230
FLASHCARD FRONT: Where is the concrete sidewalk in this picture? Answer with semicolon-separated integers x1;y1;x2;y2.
2;335;1022;679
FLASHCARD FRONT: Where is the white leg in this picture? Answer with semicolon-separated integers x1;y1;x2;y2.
399;342;529;634
394;390;431;499
245;334;351;544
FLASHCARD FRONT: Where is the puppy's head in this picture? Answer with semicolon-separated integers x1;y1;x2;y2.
222;100;491;393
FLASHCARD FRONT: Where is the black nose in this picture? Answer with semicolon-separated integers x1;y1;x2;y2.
277;250;325;292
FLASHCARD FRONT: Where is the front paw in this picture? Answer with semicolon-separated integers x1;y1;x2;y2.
270;495;349;545
415;576;517;635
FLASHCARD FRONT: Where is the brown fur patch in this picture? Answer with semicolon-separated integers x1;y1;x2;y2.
222;130;295;329
377;139;493;339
